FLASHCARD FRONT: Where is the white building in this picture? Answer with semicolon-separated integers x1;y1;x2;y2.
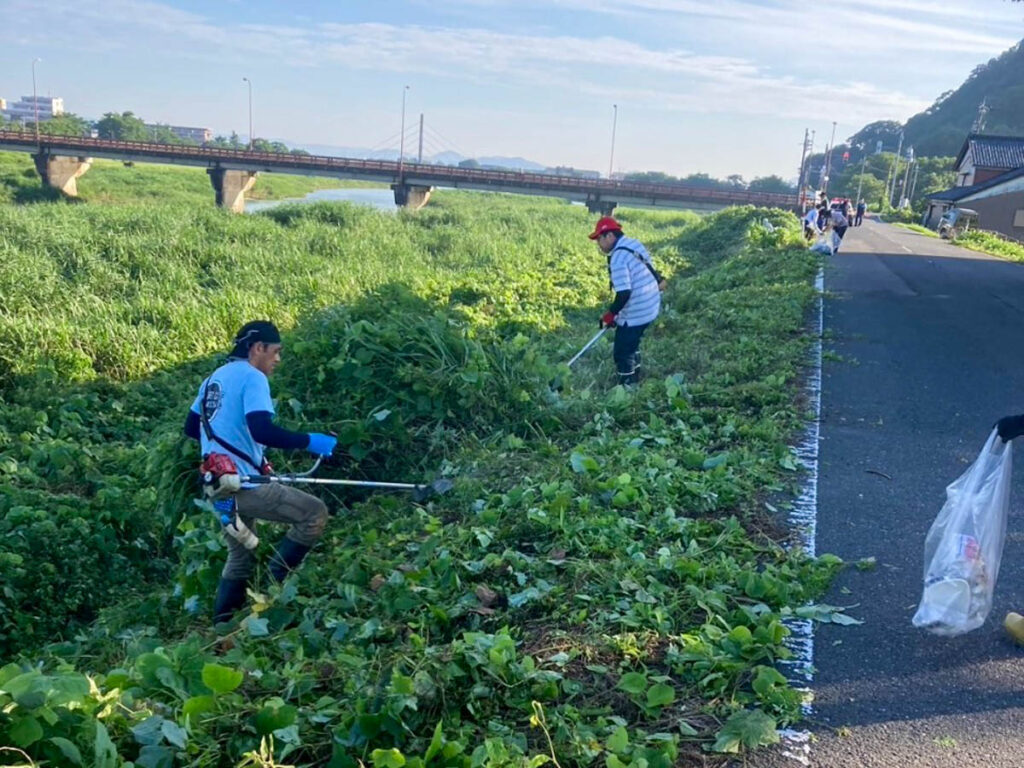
145;124;213;143
2;95;64;124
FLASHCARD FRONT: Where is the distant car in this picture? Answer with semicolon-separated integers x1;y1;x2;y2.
937;208;979;240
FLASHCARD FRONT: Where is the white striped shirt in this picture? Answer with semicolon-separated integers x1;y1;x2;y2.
609;235;660;327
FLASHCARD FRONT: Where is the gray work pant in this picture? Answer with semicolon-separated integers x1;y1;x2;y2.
222;483;328;580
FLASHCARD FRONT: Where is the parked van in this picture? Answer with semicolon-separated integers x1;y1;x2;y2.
937;208;979;240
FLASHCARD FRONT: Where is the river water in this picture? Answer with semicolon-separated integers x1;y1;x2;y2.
246;187;397;213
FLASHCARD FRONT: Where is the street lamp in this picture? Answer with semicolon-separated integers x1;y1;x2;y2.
31;58;42;144
399;85;410;176
608;104;618;179
242;77;253;150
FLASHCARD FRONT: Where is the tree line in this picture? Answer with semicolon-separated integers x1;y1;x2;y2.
0;110;309;155
620;171;796;194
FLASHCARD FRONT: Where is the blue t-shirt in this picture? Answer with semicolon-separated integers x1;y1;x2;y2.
190;359;274;479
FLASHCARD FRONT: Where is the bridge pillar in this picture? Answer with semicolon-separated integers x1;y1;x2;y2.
32;153;92;196
585;196;617;216
207;168;258;213
392;183;432;210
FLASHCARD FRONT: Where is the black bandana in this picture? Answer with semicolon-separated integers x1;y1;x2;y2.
229;320;281;359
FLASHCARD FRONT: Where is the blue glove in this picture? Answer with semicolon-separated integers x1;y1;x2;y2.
213;498;234;514
307;432;337;457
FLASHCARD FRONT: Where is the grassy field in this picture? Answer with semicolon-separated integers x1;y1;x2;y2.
0;171;843;766
0;151;378;206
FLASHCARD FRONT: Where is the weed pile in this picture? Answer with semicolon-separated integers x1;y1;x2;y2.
0;182;844;767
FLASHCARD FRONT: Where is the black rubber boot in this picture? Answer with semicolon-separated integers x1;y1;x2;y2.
213;577;248;624
269;537;312;582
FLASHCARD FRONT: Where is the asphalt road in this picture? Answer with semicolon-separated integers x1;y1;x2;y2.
761;219;1024;767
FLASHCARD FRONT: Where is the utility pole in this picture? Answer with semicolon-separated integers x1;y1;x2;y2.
972;99;989;133
900;146;914;208
823;121;837;195
808;130;816;200
242;77;253;150
798;128;810;209
855;152;868;203
417;113;424;164
32;58;42;145
888;130;904;208
608;104;618;179
908;162;921;204
399;85;410;177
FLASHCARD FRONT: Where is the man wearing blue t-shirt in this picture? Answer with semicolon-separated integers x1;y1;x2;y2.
184;321;338;624
589;216;664;386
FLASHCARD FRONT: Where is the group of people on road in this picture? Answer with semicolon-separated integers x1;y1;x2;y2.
187;216;665;626
803;195;867;253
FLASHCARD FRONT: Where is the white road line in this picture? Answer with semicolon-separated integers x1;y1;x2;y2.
778;267;824;766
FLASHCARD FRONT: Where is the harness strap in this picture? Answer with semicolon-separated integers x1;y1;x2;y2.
608;244;663;285
200;377;263;470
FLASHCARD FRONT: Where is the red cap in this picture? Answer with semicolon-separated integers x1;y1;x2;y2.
588;216;622;240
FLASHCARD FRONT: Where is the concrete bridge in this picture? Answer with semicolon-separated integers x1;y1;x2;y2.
0;130;799;214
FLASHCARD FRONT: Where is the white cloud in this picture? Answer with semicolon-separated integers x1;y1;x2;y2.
448;0;1019;56
0;1;932;124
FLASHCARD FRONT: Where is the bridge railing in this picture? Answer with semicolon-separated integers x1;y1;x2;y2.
0;130;798;207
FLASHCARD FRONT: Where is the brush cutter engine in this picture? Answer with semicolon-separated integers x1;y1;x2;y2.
200;453;242;499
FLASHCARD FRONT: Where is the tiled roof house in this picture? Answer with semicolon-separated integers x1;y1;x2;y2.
953;134;1024;187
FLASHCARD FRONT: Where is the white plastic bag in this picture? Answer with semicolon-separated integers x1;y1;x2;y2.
912;429;1012;636
809;234;832;255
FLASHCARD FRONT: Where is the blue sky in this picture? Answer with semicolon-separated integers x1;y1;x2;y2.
2;0;1022;179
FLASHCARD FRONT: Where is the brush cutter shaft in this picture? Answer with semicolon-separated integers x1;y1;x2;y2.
567;328;607;367
243;474;422;491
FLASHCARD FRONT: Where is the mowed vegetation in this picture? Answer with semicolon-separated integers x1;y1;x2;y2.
0;158;843;767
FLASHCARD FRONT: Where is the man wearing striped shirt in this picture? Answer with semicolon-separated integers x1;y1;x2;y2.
589;216;664;386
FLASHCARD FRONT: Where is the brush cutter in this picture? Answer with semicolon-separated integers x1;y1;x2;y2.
238;457;454;503
566;327;608;367
550;327;608;390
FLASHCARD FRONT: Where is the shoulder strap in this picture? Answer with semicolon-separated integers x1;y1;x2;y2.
200;376;263;469
611;244;662;282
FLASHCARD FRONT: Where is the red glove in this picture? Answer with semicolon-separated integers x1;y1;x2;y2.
600;311;617;329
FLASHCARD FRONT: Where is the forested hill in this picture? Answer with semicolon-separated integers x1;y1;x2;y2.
902;39;1024;156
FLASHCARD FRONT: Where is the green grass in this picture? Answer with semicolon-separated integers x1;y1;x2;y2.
893;222;938;238
0;151;378;206
955;229;1024;262
0;181;843;766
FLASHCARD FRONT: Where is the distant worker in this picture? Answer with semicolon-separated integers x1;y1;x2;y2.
803;206;822;240
183;321;338;625
589;216;664;386
856;199;867;226
825;204;850;253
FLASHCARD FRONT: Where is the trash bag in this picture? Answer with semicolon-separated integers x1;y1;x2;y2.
912;429;1012;636
809;233;833;255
